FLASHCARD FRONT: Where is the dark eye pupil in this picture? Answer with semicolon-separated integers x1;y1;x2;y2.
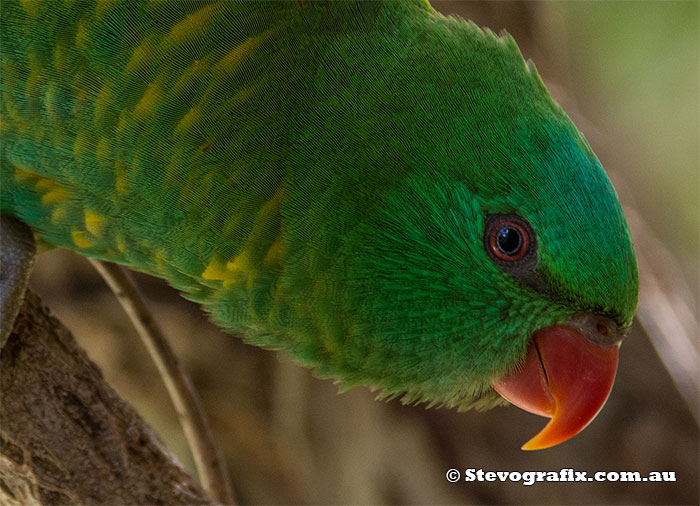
496;226;522;256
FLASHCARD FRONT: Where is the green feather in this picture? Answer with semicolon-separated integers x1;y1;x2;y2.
1;0;638;410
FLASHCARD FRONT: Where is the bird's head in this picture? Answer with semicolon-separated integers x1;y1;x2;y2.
342;119;638;449
322;18;639;449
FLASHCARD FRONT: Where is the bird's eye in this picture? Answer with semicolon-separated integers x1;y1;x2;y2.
490;221;528;261
484;214;537;272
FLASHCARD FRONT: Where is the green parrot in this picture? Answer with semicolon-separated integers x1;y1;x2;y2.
0;0;638;449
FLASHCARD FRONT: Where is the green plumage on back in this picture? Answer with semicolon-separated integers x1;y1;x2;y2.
1;0;638;416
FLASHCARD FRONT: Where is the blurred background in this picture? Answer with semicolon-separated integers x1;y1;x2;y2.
28;1;698;504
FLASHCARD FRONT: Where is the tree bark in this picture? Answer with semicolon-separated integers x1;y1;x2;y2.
0;289;212;505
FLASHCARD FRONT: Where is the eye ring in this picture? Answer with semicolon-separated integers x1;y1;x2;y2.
484;213;538;282
484;213;537;273
489;221;530;262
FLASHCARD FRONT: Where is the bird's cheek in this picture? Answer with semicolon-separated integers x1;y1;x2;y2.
491;324;619;450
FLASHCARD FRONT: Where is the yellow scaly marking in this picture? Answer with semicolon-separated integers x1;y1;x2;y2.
223;255;250;285
20;0;42;17
72;230;93;249
85;211;105;236
51;205;68;224
202;253;250;288
95;0;117;19
34;177;68;204
45;84;58;119
264;235;283;265
202;257;228;280
175;106;201;135
216;28;278;72
163;145;185;185
1;59;30;133
124;35;158;75
116;110;130;137
75;20;88;48
114;160;128;193
34;179;54;191
96;138;111;166
152;250;167;271
41;187;67;204
133;82;161;117
164;4;218;46
115;235;127;253
73;130;90;157
25;52;42;97
171;58;211;97
13;165;37;182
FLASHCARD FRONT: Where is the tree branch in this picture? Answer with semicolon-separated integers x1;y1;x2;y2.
0;289;212;505
88;259;234;504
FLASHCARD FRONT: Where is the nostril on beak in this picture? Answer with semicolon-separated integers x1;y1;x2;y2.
569;313;621;347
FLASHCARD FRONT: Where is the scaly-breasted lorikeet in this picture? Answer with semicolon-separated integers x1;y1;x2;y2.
0;0;639;449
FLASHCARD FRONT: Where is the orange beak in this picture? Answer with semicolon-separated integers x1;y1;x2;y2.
491;322;620;450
